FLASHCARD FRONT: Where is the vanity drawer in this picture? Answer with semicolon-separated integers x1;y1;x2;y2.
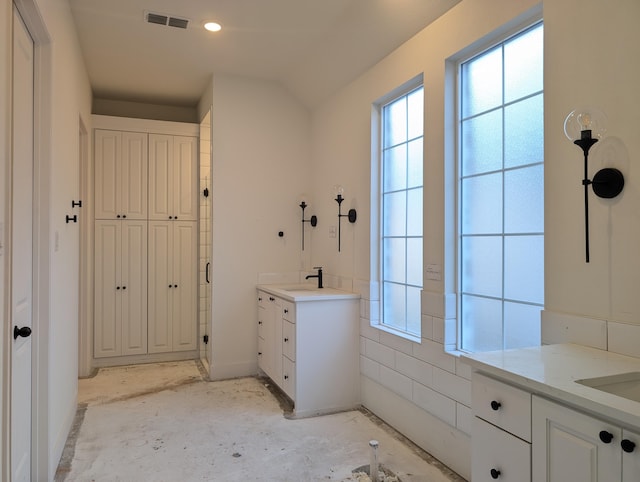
282;300;295;323
282;320;295;361
257;290;268;308
472;417;531;482
473;372;531;441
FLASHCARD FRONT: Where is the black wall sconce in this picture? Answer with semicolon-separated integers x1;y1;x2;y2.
333;185;356;252
299;198;317;251
564;108;624;263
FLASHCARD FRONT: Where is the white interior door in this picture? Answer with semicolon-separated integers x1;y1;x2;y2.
11;6;35;481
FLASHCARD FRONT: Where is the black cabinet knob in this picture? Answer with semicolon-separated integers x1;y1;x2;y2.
284;337;289;342
622;439;636;453
122;214;126;218
174;284;178;288
116;286;121;290
13;326;32;340
599;431;614;444
258;321;263;325
284;375;289;380
116;214;121;218
175;216;178;220
169;285;172;288
122;286;127;290
490;468;501;479
269;297;275;301
258;297;262;301
284;309;289;314
258;352;262;356
490;400;501;411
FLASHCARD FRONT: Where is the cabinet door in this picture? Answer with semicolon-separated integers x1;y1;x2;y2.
94;130;120;220
149;134;173;220
120;221;148;355
171;221;197;351
472;417;530;482
172;136;197;221
120;132;148;219
259;296;278;381
282;320;295;361
532;395;620;482
94;220;121;357
623;429;640;482
148;221;173;353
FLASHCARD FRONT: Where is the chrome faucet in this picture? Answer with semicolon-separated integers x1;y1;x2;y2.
305;266;323;289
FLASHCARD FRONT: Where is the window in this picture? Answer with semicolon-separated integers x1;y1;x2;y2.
379;85;424;336
458;23;544;352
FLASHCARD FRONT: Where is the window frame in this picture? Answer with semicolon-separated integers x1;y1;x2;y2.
373;78;425;340
455;20;544;353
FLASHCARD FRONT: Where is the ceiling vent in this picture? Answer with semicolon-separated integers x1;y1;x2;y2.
145;11;190;29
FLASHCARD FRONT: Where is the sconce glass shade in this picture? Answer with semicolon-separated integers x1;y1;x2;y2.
564;107;607;141
333;184;344;199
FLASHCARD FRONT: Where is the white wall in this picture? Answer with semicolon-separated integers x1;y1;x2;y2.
0;0;91;478
208;74;312;380
542;0;640;354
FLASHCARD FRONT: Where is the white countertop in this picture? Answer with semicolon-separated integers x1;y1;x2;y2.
257;284;360;302
462;343;640;429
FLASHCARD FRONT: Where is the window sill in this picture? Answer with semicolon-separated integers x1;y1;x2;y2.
370;322;421;344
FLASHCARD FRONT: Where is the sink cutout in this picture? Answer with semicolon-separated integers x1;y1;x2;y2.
576;372;640;403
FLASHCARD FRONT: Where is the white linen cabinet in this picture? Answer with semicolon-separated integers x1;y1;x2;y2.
147;220;198;353
94;220;148;357
92;115;199;363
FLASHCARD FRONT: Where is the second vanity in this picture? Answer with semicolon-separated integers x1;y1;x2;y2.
257;284;360;418
463;344;640;482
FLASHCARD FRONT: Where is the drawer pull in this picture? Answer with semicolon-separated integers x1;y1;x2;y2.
284;309;289;314
622;439;636;453
490;400;501;411
490;468;501;479
599;431;614;444
284;337;289;342
284;375;289;380
258;321;263;325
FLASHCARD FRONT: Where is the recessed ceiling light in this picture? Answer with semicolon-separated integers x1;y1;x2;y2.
204;22;222;32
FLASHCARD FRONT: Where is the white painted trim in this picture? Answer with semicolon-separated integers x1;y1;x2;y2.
78;116;92;378
92;114;199;136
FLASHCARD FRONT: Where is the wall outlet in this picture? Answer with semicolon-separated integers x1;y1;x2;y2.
426;263;442;281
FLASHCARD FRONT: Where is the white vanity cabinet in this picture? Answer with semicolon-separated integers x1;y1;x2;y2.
533;395;640;482
463;345;640;482
471;373;531;481
256;286;359;418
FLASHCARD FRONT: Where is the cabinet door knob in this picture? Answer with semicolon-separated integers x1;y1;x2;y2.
269;297;275;301
284;337;289;342
122;214;127;218
622;439;636;453
116;286;121;290
174;284;178;288
284;309;289;314
116;214;121;218
490;400;501;411
169;216;173;220
258;321;262;325
284;375;289;380
599;431;614;444
122;286;127;290
258;352;262;356
490;468;500;479
169;285;172;288
258;297;262;301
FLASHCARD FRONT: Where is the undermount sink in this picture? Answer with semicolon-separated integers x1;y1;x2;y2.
576;372;640;403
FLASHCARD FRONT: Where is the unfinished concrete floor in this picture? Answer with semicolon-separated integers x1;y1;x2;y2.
56;360;466;482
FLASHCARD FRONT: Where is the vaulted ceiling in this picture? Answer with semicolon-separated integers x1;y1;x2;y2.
69;0;461;109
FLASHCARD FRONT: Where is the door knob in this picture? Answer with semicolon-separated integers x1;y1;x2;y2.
14;326;32;340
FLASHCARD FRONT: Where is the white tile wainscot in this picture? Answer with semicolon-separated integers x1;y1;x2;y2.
462;343;640;482
257;284;360;418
